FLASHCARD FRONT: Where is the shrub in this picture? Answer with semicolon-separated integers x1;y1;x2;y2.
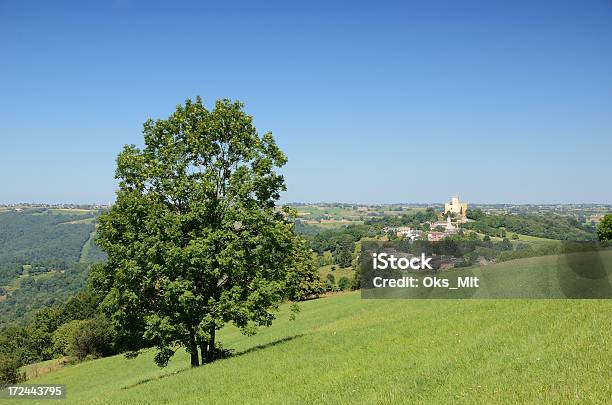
338;277;350;291
51;315;115;361
72;315;115;360
52;319;84;357
326;274;335;285
0;353;25;384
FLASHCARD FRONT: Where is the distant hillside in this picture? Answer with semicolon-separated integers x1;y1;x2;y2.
0;209;106;327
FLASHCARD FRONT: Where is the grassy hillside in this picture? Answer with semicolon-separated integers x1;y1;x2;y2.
364;249;612;299
27;290;611;403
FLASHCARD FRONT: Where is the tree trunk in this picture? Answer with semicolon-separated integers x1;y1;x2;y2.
206;326;216;363
199;343;206;364
189;329;199;367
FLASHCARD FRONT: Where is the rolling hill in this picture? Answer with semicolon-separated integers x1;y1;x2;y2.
25;252;612;404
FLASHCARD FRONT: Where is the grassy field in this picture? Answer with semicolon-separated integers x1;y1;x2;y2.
293;204;424;227
364;249;612;299
26;287;611;403
22;358;70;380
471;231;558;244
318;264;354;281
79;231;96;263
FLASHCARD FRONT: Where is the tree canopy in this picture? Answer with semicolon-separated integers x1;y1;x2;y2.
93;98;317;367
597;214;612;242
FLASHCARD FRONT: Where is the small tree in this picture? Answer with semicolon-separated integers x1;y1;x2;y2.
338;277;350;291
597;214;612;242
0;354;25;384
93;98;312;367
72;316;115;360
52;316;115;360
52;320;83;357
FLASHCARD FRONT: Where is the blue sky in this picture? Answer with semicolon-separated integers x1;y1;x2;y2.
1;0;610;204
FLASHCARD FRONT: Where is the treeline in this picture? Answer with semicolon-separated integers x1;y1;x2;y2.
296;223;372;268
0;211;107;327
365;208;439;230
464;208;596;241
0;262;90;328
0;211;96;264
0;289;115;383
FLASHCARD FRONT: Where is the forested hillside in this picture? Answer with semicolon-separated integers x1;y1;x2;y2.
0;209;106;327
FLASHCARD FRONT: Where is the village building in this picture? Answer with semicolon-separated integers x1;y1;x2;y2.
430;215;456;232
383;226;424;241
427;231;446;242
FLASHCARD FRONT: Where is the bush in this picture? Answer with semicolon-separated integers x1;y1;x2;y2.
326;274;335;285
597;214;612;242
72;315;115;360
52;320;84;357
0;353;25;384
338;277;350;291
51;315;115;361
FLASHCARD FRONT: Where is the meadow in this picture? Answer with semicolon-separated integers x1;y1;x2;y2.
26;292;611;403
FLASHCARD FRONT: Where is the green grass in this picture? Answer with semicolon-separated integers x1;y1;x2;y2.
79;231;96;263
318;264;355;281
365;249;612;299
26;285;611;403
471;231;558;244
61;217;96;225
21;358;70;380
31;209;96;216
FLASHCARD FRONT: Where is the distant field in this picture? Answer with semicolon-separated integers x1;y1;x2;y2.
61;217;96;225
27;290;611;404
50;208;95;215
79;231;96;263
31;209;95;216
318;264;354;281
302;219;363;229
472;231;558;244
294;205;425;224
364;249;612;299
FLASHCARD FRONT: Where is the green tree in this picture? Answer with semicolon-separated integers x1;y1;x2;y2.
93;98;310;367
52;320;84;357
0;353;25;384
71;316;116;360
597;214;612;242
338;277;350;291
466;208;484;221
335;246;353;268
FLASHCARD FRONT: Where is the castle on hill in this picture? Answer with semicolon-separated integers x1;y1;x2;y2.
444;195;467;220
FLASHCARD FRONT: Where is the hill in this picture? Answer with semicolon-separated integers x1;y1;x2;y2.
26;260;611;404
0;209;106;327
362;249;612;299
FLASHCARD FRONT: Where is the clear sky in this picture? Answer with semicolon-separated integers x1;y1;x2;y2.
1;0;610;204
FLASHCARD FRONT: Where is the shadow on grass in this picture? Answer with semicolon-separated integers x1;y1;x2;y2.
122;334;305;390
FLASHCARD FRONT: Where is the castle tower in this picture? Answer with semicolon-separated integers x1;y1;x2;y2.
444;195;468;219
